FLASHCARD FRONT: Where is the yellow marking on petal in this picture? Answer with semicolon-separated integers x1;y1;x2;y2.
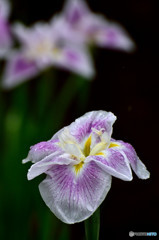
74;161;84;175
83;135;92;157
90;142;107;156
109;142;119;148
95;152;104;156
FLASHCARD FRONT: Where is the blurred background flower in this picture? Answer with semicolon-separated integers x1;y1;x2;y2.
54;0;135;51
1;0;134;89
2;21;94;89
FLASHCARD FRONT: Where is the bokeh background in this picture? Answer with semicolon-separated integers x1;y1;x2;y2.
0;0;159;239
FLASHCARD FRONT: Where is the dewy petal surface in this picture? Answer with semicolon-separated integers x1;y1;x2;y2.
87;147;133;181
22;140;61;164
27;152;74;180
39;161;112;224
115;140;150;179
68;111;116;143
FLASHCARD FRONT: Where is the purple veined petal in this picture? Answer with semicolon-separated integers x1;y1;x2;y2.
1;52;39;89
94;22;135;52
115;140;150;179
67;111;117;143
39;161;112;224
51;44;95;78
27;152;74;180
63;0;89;25
86;147;133;181
22;139;61;164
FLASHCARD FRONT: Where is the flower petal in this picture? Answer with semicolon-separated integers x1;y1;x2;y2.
13;22;49;47
94;23;135;51
27;152;74;180
52;45;95;78
22;140;61;164
64;0;89;24
68;111;116;143
1;52;38;89
115;140;150;179
39;161;112;224
87;147;133;181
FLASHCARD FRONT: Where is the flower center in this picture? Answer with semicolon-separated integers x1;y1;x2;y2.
58;127;119;175
26;39;61;61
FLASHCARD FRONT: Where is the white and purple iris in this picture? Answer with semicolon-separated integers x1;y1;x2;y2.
0;0;12;58
2;21;94;89
53;0;135;51
23;111;150;224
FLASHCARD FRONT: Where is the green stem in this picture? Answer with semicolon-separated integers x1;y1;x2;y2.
84;208;100;240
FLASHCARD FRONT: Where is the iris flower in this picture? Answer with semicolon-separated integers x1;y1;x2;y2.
23;111;150;224
2;22;94;89
0;0;12;58
53;0;135;51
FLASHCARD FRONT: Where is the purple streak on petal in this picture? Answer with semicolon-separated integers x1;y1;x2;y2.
14;57;34;73
55;45;94;78
66;50;80;63
69;111;116;143
103;28;124;47
87;148;133;181
23;139;61;164
30;140;59;152
27;152;74;180
64;0;88;25
117;141;150;179
2;53;38;89
96;25;135;51
104;28;119;44
39;161;111;224
67;7;83;24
